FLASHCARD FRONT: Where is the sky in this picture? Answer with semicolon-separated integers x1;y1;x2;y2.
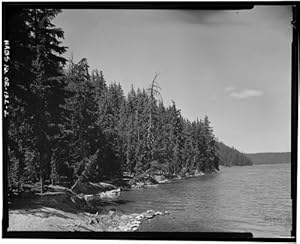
53;6;292;153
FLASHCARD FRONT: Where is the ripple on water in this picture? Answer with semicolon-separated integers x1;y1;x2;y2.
112;164;292;237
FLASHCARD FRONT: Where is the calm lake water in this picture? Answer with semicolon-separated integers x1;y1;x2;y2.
113;163;292;237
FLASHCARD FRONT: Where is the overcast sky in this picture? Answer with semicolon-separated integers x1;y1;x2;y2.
53;6;292;153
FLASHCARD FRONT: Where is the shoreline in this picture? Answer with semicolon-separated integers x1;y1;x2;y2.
7;171;214;232
130;169;221;189
8;204;168;232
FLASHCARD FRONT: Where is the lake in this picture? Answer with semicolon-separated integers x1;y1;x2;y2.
111;163;292;237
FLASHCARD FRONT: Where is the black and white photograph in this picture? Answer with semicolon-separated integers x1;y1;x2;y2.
2;2;298;241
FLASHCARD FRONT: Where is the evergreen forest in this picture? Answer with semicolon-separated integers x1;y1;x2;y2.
6;9;253;194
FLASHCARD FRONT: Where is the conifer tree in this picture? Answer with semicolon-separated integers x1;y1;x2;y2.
6;9;252;190
64;58;101;181
8;9;68;193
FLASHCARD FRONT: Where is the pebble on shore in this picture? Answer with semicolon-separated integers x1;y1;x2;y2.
77;209;166;232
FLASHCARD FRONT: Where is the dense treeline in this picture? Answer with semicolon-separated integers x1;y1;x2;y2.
7;9;251;193
246;152;290;165
217;142;253;166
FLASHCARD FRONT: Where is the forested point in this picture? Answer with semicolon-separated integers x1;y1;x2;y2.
6;9;252;194
246;152;291;165
217;142;253;166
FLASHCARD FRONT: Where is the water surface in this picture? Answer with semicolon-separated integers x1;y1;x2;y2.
112;164;292;237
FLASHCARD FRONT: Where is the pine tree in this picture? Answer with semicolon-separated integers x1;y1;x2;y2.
146;73;161;162
64;58;101;181
7;9;68;193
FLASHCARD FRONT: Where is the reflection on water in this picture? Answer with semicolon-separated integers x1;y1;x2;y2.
107;164;292;237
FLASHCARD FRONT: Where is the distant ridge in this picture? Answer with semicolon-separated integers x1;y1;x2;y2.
246;152;291;165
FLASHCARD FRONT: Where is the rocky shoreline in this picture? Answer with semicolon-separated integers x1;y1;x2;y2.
8;171;213;232
82;209;169;232
8;205;169;232
129;170;208;189
8;181;170;232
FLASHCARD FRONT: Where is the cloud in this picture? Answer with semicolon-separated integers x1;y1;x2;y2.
228;89;264;99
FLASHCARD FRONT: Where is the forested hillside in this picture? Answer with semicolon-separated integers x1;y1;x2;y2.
217;142;253;166
246;152;291;165
6;9;251;193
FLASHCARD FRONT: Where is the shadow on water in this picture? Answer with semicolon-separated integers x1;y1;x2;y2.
91;199;132;207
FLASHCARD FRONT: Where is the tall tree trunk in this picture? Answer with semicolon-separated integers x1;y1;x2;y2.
40;167;44;194
38;135;45;194
50;152;57;185
38;130;50;194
